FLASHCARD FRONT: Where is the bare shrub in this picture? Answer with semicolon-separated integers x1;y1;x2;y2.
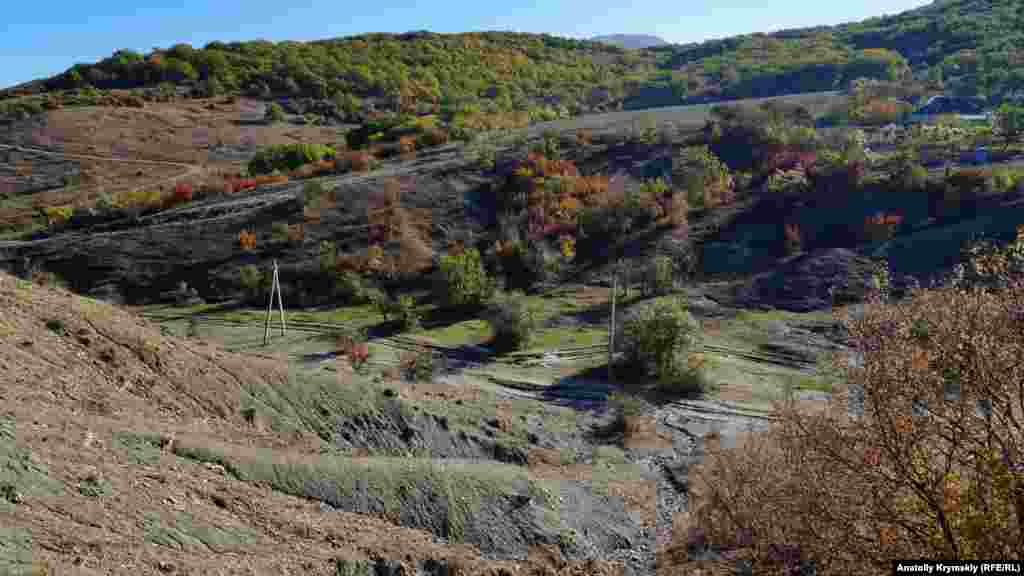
679;261;1024;574
399;348;439;382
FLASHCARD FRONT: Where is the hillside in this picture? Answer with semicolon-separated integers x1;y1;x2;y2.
2;0;1022;138
652;0;1024;102
2;4;1024;572
590;35;669;49
0;32;643;133
1;269;661;575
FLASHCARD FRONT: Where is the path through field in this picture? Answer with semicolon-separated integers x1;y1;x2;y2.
0;142;204;194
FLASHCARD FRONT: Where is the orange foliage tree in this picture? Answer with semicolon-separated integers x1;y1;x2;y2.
238;229;257;251
398;135;417;159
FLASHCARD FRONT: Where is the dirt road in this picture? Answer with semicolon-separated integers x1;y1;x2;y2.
0;142;204;194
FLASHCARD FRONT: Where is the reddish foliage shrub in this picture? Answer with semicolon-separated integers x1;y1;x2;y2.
854;98;912;125
223;177;259;193
336;331;372;371
346;151;371;173
167;182;194;206
783;222;803;255
524;152;579;179
540;222;576;238
764;145;818;174
862;211;902;243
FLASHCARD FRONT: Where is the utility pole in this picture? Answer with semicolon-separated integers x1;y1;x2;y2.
264;260;286;346
608;264;618;384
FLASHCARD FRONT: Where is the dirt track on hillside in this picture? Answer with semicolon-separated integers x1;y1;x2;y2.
0;143;205;194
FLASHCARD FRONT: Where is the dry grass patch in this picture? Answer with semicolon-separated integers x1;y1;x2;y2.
171;439;560;545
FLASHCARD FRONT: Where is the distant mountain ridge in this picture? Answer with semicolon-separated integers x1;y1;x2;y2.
591;34;669;49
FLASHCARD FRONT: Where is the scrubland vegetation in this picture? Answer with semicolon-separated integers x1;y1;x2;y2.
675;228;1024;573
5;3;1024;571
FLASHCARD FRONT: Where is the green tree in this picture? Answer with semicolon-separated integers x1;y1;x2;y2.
619;297;706;396
642;255;675;297
992;103;1024;150
435;248;492;310
264;101;285;124
485;290;540;352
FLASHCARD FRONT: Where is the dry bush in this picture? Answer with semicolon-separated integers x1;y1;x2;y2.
681;266;1024;574
398;135;418;160
286;223;305;245
335;329;372;372
253;173;290;186
366;177;433;278
302;205;321;223
662;190;689;229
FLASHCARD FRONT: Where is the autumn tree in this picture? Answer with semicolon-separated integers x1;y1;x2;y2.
366;177;433;280
677;238;1024;574
673;145;735;209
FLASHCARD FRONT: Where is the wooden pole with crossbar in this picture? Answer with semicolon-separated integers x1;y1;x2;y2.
264;260;286;346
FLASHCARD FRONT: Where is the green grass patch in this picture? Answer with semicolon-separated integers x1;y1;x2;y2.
408;387;581;449
0;415;62;507
113;431;166;466
419;319;491;346
172;441;558;543
333;558;373;576
76;472;109;498
0;223;45;242
733;308;799;325
140;509;261;552
785;374;835;395
592;445;627;467
694;351;802;406
529;326;607;350
287;304;381;325
0;527;43;576
235;370;393;441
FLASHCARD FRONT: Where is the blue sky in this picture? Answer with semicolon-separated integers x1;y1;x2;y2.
2;0;932;89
